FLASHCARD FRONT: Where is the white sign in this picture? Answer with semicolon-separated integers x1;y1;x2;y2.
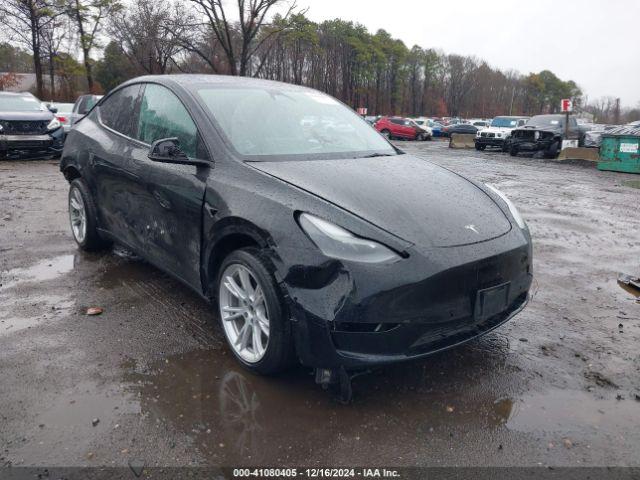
560;99;573;112
561;139;578;150
620;142;639;153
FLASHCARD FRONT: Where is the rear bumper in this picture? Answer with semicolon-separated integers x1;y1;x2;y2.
0;128;65;158
280;228;533;369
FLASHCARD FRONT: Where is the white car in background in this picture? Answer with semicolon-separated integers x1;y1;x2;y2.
474;115;529;151
410;117;433;139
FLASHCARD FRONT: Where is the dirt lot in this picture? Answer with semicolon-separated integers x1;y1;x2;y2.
1;141;639;468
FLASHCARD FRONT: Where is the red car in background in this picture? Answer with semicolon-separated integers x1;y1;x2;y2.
375;116;430;141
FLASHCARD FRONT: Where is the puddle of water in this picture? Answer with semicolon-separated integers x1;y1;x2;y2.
2;254;75;289
124;346;518;464
507;389;640;434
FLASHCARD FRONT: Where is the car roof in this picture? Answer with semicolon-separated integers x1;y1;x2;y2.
124;74;318;94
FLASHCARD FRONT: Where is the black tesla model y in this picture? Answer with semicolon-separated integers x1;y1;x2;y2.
60;75;532;392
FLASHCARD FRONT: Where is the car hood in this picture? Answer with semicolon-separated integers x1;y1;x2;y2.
481;126;514;133
249;155;512;248
0;111;54;121
516;124;562;134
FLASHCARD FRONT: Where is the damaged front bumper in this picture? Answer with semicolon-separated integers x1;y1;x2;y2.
0;128;65;159
276;227;533;369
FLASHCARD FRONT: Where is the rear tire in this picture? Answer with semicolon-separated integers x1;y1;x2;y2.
216;248;295;375
68;179;111;251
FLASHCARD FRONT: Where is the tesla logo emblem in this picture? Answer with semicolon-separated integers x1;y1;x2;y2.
465;224;479;234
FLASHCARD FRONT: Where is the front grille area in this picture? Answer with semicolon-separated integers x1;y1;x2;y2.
481;132;496;138
513;130;535;140
0;120;48;135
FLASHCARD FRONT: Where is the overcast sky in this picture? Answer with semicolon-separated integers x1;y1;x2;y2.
294;0;640;107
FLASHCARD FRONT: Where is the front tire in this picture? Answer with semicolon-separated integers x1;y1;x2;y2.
68;179;110;251
475;143;485;151
509;145;519;157
544;140;560;159
216;248;295;375
380;129;392;140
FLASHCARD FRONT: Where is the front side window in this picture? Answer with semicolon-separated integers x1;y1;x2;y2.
99;86;141;136
137;84;199;158
194;86;396;160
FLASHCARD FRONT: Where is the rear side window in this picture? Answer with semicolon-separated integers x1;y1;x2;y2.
136;84;199;158
99;85;141;137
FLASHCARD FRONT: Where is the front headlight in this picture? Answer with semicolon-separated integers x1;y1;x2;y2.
497;133;502;138
46;118;61;131
485;184;527;229
298;213;400;263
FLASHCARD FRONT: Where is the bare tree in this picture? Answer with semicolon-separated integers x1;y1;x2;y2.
109;0;186;74
444;54;478;116
185;0;296;76
0;0;62;98
65;0;121;92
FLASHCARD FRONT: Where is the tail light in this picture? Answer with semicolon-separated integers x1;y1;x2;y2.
56;116;68;123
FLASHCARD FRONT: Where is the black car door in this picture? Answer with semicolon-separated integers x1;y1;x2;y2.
127;82;210;290
92;84;145;251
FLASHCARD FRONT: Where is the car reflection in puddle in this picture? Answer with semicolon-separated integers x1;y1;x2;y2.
124;338;519;465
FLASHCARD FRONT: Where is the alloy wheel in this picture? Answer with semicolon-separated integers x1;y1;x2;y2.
219;264;270;363
69;187;87;243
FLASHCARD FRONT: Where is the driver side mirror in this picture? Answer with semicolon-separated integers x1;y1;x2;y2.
148;137;209;167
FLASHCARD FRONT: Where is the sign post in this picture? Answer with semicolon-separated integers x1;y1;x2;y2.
560;98;572;140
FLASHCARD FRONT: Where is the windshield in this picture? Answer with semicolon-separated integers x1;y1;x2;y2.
0;95;46;112
527;116;563;127
491;117;519;128
195;87;396;160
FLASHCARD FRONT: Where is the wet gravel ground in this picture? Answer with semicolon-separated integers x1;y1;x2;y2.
1;141;639;468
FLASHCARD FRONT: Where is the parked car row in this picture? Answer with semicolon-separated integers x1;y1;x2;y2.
0;93;102;159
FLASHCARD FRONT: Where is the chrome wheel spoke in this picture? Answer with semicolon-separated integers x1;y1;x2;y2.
238;269;254;298
255;309;269;336
224;276;248;301
252;286;264;307
252;323;263;356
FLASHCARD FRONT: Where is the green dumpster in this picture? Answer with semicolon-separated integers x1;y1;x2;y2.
597;134;640;174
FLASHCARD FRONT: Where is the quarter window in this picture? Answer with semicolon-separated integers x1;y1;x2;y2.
137;84;199;158
99;85;141;137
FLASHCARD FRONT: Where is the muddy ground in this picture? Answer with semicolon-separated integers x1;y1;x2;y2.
1;141;639;468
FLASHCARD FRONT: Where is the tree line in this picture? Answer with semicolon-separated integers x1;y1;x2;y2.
1;0;638;123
